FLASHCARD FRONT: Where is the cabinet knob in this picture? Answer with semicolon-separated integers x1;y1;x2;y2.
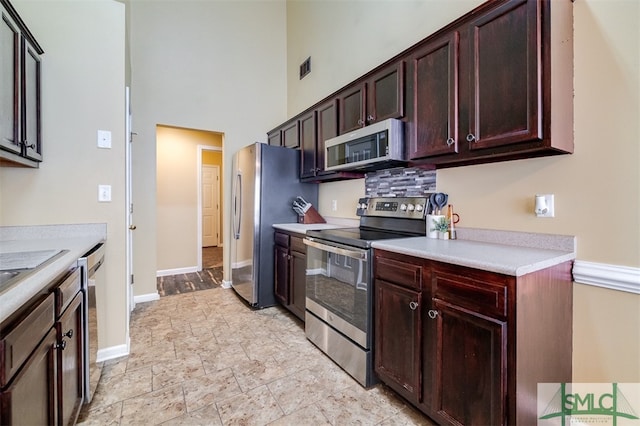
22;141;36;149
63;329;73;338
466;134;476;143
428;309;439;319
446;137;455;147
357;119;364;126
55;340;67;350
367;114;375;122
409;301;419;310
129;225;137;230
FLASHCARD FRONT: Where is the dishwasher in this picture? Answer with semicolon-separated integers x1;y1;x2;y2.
78;242;105;403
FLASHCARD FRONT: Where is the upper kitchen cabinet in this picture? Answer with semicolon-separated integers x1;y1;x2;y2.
339;61;405;134
408;0;573;166
300;98;338;180
268;118;299;149
0;0;43;168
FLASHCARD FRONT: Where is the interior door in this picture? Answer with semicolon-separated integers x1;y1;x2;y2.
202;165;220;247
125;86;135;313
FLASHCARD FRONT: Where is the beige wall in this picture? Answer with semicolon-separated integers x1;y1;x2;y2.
0;1;127;350
289;1;640;382
156;125;221;271
129;0;287;297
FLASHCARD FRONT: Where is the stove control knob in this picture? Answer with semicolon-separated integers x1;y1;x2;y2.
416;204;424;212
359;203;368;210
407;204;415;211
400;203;407;211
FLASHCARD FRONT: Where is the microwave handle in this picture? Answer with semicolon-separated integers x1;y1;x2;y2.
304;238;368;260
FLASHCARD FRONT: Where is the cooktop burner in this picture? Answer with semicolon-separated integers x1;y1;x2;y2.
306;196;430;249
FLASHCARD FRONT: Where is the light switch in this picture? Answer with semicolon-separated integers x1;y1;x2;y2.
97;130;112;149
98;185;111;202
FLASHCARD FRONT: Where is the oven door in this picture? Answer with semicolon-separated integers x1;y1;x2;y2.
303;237;371;349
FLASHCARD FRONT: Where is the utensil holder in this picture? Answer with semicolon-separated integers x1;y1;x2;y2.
299;206;326;224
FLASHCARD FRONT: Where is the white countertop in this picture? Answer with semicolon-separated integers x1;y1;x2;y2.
272;223;353;234
0;224;106;324
372;236;575;276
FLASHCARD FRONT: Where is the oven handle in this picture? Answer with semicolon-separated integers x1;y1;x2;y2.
303;237;368;260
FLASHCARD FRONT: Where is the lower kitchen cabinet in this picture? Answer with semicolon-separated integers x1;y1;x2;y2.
373;249;573;425
274;231;307;321
0;266;85;426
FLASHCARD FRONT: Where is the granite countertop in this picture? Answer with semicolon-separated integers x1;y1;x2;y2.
0;224;106;324
372;231;576;277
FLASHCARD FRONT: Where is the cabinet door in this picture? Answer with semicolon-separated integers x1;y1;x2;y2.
366;62;404;125
0;9;20;155
0;328;57;426
431;298;506;426
410;32;459;159
274;245;289;305
267;130;281;146
57;293;84;426
282;120;299;149
22;40;42;161
374;279;421;404
299;110;317;179
466;0;541;150
289;248;306;320
339;84;365;134
315;99;338;176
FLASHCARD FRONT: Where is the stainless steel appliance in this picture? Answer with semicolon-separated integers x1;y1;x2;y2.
304;196;428;387
231;142;318;308
324;118;405;172
77;242;105;403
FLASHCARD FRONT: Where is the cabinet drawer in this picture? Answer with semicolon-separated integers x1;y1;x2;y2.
290;236;306;253
375;256;422;290
274;232;289;247
0;293;55;387
54;267;81;317
433;269;508;319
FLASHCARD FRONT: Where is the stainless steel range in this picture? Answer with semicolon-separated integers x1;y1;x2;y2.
303;196;428;387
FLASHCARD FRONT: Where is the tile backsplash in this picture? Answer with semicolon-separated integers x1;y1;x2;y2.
365;166;436;197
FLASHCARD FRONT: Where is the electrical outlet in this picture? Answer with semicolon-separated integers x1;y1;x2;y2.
98;185;112;202
535;194;554;217
97;130;112;149
331;200;338;211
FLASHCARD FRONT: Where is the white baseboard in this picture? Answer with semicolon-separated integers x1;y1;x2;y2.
157;266;198;277
96;338;130;363
573;260;640;294
134;292;160;304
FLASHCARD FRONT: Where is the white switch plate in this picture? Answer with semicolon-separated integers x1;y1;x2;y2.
97;130;112;149
98;185;111;202
331;200;338;211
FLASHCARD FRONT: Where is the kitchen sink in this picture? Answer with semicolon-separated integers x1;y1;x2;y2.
0;249;68;294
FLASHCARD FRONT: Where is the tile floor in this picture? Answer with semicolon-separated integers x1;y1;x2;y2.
77;286;434;425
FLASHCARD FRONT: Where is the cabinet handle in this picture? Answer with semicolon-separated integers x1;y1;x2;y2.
428;309;438;319
446;137;455;147
55;340;67;350
367;114;375;122
22;141;36;149
409;301;418;310
357;119;364;126
63;329;73;338
466;134;476;143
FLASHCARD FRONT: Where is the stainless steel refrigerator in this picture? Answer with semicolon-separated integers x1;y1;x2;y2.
230;142;318;308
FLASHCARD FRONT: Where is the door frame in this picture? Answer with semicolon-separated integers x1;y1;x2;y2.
197;144;223;271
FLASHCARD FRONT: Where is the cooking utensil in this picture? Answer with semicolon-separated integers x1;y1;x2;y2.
430;193;448;214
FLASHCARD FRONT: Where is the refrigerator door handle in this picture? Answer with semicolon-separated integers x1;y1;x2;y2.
233;172;242;239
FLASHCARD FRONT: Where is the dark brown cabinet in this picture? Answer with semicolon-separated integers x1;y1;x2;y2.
339;62;405;134
408;0;573;165
0;0;43;167
374;249;573;425
53;268;84;426
300;99;342;180
267;118;299;149
0;267;85;426
274;231;307;321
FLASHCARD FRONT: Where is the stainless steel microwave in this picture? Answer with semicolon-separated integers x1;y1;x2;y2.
324;118;405;172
